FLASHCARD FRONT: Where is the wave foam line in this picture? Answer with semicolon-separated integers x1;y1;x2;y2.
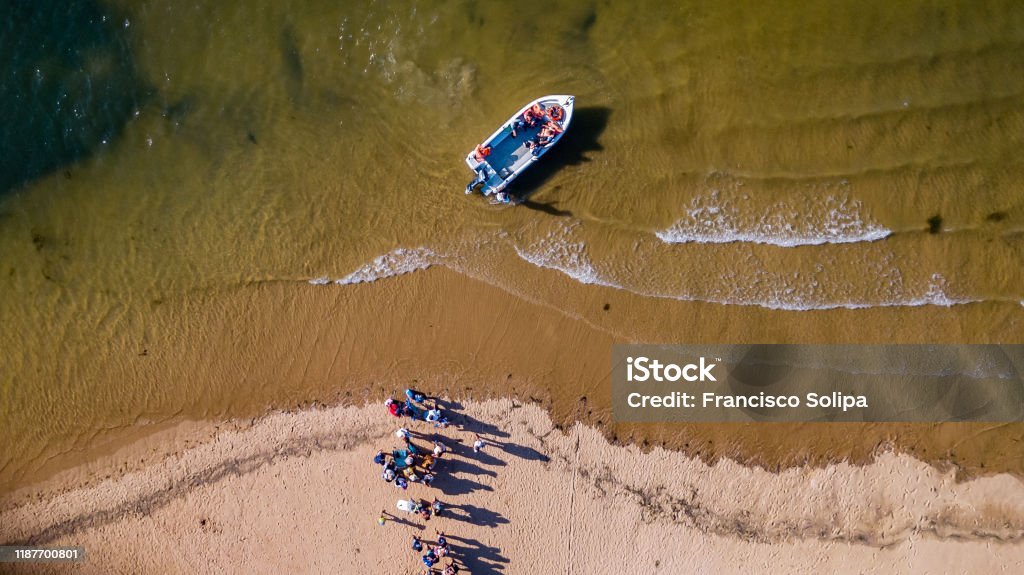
309;247;437;285
657;192;892;247
515;244;982;311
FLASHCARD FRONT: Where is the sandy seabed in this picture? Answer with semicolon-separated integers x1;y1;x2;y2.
1;399;1022;574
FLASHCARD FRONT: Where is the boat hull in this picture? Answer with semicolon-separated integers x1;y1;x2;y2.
465;95;575;200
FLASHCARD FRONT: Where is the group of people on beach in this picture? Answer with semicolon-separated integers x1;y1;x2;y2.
385;389;450;427
375;389;467;573
413;531;459;573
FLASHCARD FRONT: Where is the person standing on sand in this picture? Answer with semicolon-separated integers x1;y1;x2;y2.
423;548;438;568
377;510;388;526
432;440;447;458
412;535;423;552
420;454;435;471
424;400;442;423
431;498;444;516
473;434;485;453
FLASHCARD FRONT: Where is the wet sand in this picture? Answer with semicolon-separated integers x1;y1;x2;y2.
2;399;1022;574
4;266;1022;498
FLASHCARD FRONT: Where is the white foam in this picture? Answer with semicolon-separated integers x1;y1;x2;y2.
511;231;977;311
512;225;619;288
309;247;437;286
657;191;892;247
318;236;981;313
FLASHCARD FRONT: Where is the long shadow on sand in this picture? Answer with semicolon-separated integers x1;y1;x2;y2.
444;503;509;529
452;413;511;439
435;467;495;497
447;458;500;479
510;106;611;207
491;439;549;463
447;533;511;574
448;445;506;468
380;512;425;531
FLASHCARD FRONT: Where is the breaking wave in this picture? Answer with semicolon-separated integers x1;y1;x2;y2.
656;191;892;247
508;224;979;311
513;256;978;311
512;226;617;288
314;231;989;312
309;247;437;285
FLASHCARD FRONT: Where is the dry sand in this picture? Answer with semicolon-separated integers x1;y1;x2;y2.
2;399;1022;574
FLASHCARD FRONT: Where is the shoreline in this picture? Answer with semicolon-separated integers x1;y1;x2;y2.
2;399;1022;573
2;395;1018;514
3;267;1023;498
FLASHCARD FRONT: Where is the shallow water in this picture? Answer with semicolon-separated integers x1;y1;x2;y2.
2;0;1023;491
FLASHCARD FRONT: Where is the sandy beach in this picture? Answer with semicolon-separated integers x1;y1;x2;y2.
2;399;1022;574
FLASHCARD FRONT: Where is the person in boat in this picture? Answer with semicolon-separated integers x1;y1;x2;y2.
511;102;545;138
472;143;491;163
547;104;565;123
540;120;563;141
526;135;551;156
527;120;564;155
466;145;492;194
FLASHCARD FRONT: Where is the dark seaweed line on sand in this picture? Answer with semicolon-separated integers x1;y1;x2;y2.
528;428;1024;548
5;418;1024;549
2;428;377;547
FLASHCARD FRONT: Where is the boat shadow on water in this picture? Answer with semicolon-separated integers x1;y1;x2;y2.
510;106;611;216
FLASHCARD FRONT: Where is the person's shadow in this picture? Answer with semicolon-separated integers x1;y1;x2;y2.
454;414;511;439
433;454;499;495
446;533;511;574
443;503;510;529
490;439;549;462
510;106;611;210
